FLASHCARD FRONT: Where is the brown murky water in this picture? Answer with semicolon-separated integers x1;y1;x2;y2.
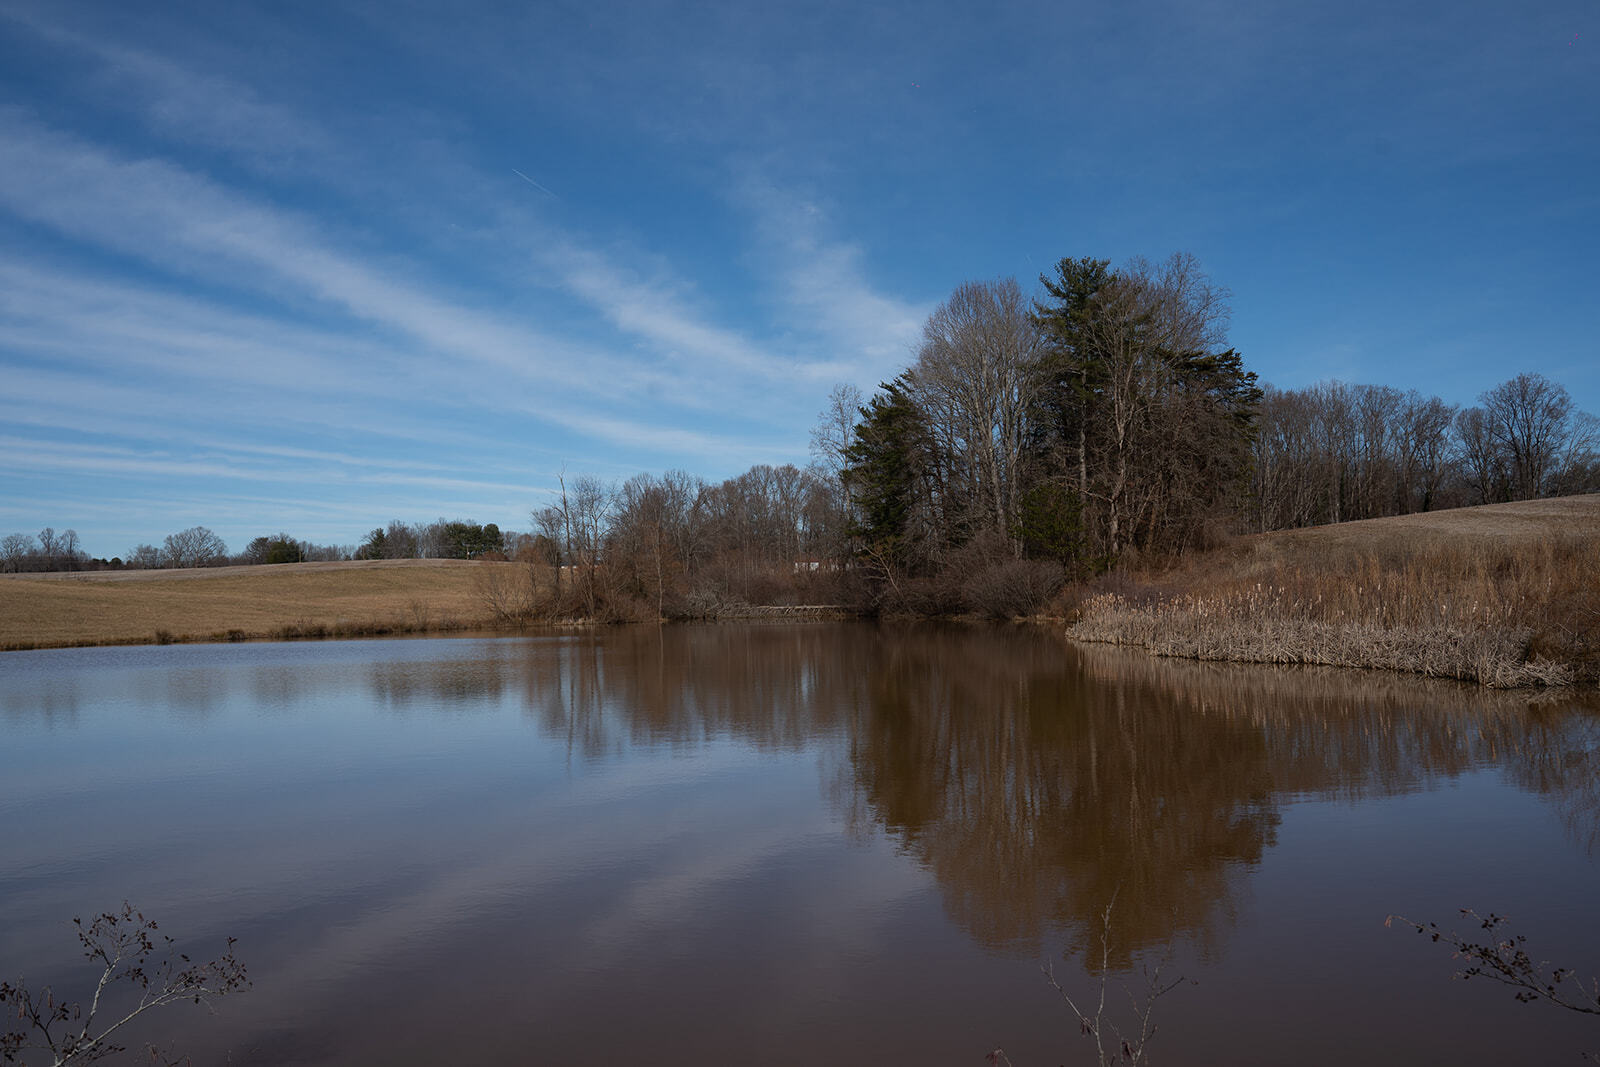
3;624;1598;1065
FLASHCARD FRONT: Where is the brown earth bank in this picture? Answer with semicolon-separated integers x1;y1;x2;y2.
1063;495;1600;688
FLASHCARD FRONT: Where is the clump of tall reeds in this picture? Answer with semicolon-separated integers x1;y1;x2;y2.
1067;532;1599;688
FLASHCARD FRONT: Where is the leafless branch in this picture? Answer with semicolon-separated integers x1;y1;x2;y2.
1;903;248;1066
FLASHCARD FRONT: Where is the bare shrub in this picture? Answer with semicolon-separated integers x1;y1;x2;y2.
990;895;1187;1067
1;903;249;1065
1389;908;1599;1060
471;562;531;622
962;559;1064;619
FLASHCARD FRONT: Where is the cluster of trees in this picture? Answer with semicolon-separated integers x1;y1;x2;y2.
511;465;840;620
126;526;231;569
0;527;355;572
0;527;89;573
128;528;344;569
1252;373;1598;530
834;255;1261;610
356;519;503;561
238;533;349;565
815;253;1596;612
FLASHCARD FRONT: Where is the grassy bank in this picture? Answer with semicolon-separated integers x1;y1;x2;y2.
1064;496;1600;687
0;559;513;651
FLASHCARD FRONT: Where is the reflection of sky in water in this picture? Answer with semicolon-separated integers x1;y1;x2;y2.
1;628;1598;1066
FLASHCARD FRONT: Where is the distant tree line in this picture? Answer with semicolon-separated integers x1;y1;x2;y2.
1251;373;1598;530
355;519;504;561
1;527;91;573
1;527;353;572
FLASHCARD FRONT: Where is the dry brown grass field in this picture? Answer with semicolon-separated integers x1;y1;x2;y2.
0;558;525;651
1066;496;1600;687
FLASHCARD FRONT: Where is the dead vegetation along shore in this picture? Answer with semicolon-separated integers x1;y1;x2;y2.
1064;497;1600;688
0;559;505;651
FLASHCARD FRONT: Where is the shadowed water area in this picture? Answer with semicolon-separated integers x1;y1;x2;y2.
3;624;1598;1065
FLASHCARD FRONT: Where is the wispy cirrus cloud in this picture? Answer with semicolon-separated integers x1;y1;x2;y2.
2;4;339;170
0;110;619;389
733;174;930;382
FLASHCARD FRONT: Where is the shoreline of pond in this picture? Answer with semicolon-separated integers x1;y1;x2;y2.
7;608;1591;695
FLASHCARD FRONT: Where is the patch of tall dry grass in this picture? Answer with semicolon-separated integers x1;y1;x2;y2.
1066;523;1600;688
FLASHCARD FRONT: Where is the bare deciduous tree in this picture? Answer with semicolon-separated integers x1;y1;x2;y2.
1481;372;1575;500
809;382;863;480
1;533;34;573
160;527;227;569
906;277;1042;550
126;543;163;570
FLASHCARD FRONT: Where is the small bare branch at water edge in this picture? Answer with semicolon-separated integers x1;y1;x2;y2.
1388;909;1600;1017
994;895;1190;1066
1;903;249;1066
1389;908;1600;1062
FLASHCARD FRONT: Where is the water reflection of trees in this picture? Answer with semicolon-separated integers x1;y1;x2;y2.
841;628;1280;966
509;626;858;755
1073;646;1600;855
366;657;510;711
366;627;1600;960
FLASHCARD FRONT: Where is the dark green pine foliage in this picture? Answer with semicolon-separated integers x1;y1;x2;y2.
1030;257;1113;501
439;521;504;559
1012;481;1085;568
841;378;927;568
1031;255;1262;558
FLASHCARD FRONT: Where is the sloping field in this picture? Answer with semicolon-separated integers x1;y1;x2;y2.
0;559;519;650
1070;496;1600;687
1250;494;1600;550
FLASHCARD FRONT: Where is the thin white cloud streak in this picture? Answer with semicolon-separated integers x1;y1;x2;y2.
0;251;773;469
0;435;536;497
1;6;339;171
0;259;407;396
0;364;384;451
544;240;833;383
0;110;626;392
734;175;929;382
534;406;797;463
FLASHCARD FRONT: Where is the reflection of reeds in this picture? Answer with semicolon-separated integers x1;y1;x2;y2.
1068;530;1600;688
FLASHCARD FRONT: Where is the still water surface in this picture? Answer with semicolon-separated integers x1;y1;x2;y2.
2;624;1598;1065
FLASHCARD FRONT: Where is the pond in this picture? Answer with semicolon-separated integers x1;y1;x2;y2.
2;624;1598;1065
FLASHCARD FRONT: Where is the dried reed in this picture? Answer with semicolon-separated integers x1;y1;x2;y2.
1068;515;1600;688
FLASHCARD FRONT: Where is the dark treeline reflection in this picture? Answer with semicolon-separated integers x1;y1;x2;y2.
1073;646;1600;855
353;625;1600;967
509;626;859;754
841;628;1278;965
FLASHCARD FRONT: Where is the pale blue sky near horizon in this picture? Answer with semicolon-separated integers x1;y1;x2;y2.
1;0;1595;558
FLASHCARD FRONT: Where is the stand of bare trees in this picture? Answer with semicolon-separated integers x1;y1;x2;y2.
1251;373;1598;530
472;463;847;624
1;528;85;572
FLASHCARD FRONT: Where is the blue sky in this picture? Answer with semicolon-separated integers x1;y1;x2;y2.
2;0;1595;558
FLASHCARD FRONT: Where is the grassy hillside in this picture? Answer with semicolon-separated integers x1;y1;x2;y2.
0;558;518;650
1066;496;1600;687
